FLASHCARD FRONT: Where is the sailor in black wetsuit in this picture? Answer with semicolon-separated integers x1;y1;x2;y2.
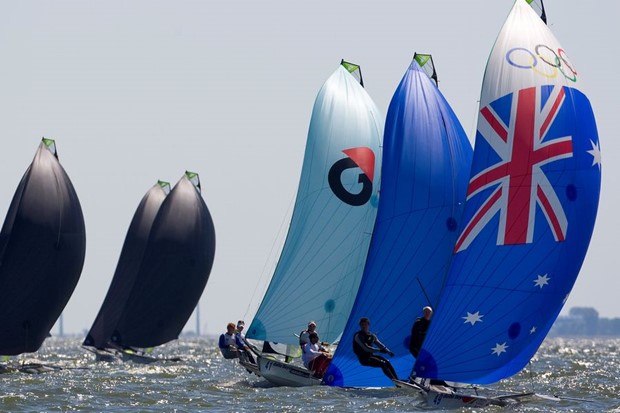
409;306;433;358
352;317;398;380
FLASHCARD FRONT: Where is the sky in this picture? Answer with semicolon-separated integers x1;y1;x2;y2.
1;0;618;337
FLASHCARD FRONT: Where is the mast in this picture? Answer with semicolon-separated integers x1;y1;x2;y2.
195;303;201;336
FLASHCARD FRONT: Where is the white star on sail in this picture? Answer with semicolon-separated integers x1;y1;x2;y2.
533;274;550;288
491;342;508;356
530;326;537;334
587;139;601;169
463;311;483;325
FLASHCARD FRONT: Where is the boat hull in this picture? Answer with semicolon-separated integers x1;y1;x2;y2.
257;355;321;387
82;345;179;364
239;359;261;376
82;346;122;363
393;379;536;408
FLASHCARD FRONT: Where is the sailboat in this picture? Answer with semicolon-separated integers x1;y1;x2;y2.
245;60;383;386
83;172;216;363
324;53;473;388
404;0;601;407
0;138;86;372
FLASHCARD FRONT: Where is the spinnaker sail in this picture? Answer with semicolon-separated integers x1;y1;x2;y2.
83;181;171;349
416;0;601;385
324;54;472;388
0;138;86;355
89;172;216;349
247;61;383;345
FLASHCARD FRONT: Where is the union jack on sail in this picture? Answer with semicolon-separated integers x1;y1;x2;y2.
455;85;573;252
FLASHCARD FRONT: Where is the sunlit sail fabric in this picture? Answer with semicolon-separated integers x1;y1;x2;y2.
324;57;472;387
247;62;383;345
83;181;171;349
416;0;601;384
0;139;86;355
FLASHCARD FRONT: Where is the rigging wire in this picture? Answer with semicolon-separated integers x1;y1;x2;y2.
242;190;296;321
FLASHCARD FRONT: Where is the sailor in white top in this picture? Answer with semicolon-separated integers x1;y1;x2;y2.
301;332;331;377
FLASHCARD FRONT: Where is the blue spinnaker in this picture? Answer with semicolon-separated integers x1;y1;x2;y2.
416;0;601;384
325;57;472;387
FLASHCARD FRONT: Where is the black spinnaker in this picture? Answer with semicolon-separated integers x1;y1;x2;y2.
97;172;215;349
0;138;86;355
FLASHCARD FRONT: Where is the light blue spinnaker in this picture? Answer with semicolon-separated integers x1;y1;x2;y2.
415;0;601;384
247;61;383;345
324;55;473;387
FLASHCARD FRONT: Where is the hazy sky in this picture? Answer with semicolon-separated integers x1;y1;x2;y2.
1;0;618;337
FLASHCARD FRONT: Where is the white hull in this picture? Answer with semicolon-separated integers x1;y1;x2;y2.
257;355;321;387
393;379;537;408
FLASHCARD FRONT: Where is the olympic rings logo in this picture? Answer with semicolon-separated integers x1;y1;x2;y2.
506;45;578;82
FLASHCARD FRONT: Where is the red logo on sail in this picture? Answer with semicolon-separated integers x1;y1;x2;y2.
328;147;375;206
455;86;573;252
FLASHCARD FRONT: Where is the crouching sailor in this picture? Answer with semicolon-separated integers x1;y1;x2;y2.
219;322;239;359
302;332;331;378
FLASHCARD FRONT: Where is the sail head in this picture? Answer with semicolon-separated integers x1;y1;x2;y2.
340;59;364;87
414;53;438;86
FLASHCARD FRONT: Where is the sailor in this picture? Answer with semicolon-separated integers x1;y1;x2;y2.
353;317;398;380
409;306;433;358
235;320;256;364
352;317;398;380
299;321;318;349
218;322;239;359
302;332;331;378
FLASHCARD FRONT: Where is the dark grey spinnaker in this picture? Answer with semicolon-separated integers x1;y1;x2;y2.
0;138;86;355
85;172;215;350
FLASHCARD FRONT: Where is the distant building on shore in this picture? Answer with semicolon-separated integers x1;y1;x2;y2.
550;307;620;336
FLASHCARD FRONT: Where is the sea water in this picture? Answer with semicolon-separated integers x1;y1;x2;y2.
1;337;619;412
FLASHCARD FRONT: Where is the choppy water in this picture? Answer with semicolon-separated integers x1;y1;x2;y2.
1;337;619;412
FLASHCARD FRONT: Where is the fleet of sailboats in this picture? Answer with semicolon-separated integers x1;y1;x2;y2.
0;0;604;408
